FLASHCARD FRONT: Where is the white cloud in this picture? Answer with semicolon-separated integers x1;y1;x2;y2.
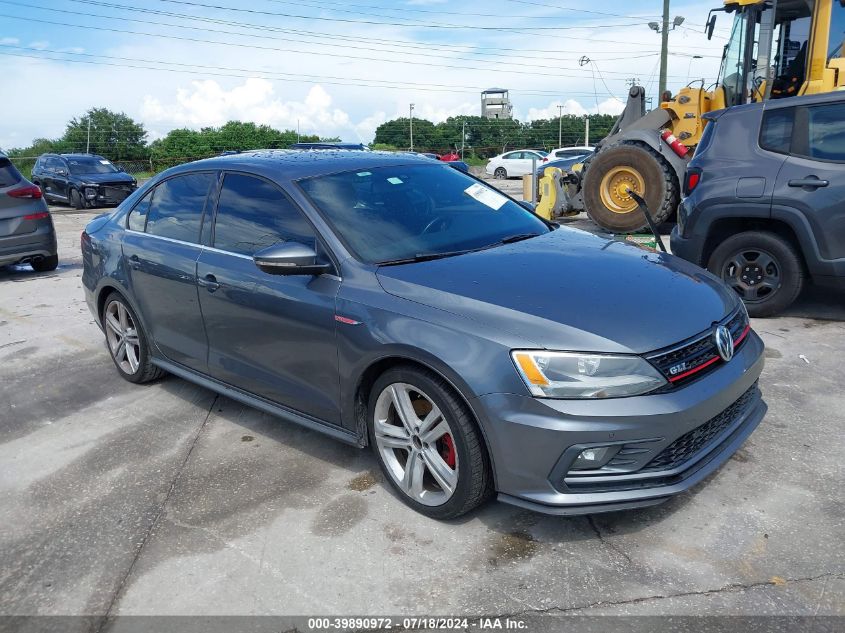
28;41;49;50
524;97;625;121
0;37;19;45
141;80;356;139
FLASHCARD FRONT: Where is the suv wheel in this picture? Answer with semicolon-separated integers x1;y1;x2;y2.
102;293;165;383
70;188;86;210
494;167;507;179
368;366;492;519
708;231;804;317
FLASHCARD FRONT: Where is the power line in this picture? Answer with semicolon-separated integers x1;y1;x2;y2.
0;11;716;82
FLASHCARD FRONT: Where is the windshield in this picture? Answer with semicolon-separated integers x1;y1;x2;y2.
299;163;550;264
67;158;119;175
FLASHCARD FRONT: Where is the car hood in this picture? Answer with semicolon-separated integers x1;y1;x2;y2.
74;172;135;185
376;229;738;354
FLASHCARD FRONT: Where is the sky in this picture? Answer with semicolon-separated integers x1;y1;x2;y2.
0;0;731;151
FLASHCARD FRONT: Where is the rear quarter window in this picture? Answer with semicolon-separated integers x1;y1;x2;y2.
0;158;22;188
759;108;795;154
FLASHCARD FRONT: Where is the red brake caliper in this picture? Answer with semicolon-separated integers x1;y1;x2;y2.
440;434;457;469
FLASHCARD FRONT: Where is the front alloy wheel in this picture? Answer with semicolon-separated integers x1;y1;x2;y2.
368;367;492;519
373;383;458;506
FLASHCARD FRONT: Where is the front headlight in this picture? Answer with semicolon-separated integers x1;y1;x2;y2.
511;350;667;399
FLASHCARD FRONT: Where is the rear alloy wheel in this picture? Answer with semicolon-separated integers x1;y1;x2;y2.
708;231;804;317
368;367;491;519
494;167;508;179
102;294;165;383
581;142;679;233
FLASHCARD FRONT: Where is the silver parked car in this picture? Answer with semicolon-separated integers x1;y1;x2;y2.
0;152;58;271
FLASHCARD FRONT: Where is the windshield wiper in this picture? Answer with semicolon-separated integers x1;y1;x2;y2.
377;249;475;266
490;233;543;246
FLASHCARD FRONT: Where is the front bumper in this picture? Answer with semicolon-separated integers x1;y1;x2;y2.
82;184;136;206
473;330;766;515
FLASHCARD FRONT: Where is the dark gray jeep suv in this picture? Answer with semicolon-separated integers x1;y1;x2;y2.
82;151;766;519
672;92;845;316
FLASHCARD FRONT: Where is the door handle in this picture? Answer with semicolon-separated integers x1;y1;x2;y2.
788;177;829;189
197;274;220;292
128;254;141;270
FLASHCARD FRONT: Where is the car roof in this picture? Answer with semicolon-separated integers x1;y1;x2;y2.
160;149;437;181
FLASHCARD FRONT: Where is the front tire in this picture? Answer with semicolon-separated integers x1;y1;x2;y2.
70;188;86;210
494;167;507;180
368;366;492;519
582;142;679;233
708;231;804;317
102;293;165;383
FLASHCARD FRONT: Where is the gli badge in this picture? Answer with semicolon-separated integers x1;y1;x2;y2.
714;325;734;362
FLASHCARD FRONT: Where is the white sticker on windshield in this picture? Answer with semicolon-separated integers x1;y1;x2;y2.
100;160;111;165
356;171;371;177
464;183;507;211
387;177;403;185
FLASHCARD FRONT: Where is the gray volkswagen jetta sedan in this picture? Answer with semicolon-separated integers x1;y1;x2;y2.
81;150;766;519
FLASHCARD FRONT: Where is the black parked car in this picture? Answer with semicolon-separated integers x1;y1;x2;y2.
672;92;845;316
31;154;137;209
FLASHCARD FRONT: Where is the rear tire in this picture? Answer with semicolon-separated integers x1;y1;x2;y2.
367;366;493;519
31;255;58;272
708;231;804;317
494;167;507;180
582;142;679;233
102;293;165;383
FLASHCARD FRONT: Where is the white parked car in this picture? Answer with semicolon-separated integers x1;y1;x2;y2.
548;146;595;160
485;150;549;179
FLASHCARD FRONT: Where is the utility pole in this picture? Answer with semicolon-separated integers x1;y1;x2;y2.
585;115;590;146
461;120;466;160
297;119;300;143
409;103;415;151
557;104;564;147
86;117;91;154
659;0;670;100
649;4;684;103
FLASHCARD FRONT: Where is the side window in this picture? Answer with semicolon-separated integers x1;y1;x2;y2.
213;173;316;256
804;103;845;161
146;172;213;243
828;2;845;60
127;188;154;232
502;152;518;160
760;107;795;154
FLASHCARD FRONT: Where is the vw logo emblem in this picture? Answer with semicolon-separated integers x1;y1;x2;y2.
714;325;734;362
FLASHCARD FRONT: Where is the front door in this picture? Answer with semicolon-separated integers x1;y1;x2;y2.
122;171;216;370
196;172;342;424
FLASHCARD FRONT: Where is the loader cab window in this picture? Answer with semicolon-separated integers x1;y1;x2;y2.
720;9;753;106
771;10;811;99
828;2;845;60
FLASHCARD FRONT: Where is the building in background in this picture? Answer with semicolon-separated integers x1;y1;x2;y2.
481;88;513;120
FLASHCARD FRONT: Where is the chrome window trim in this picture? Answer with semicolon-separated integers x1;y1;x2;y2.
124;228;201;249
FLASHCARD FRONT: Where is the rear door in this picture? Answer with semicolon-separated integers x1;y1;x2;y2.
196;172;342;424
773;101;845;262
51;158;70;201
122;171;215;370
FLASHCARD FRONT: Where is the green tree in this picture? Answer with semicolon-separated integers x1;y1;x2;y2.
62;108;148;160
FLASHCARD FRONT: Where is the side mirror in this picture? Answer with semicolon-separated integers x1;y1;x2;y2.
118;166;126;172
253;242;330;276
519;200;537;211
58;169;68;176
706;13;717;40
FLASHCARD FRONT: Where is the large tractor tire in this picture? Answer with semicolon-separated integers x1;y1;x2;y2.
581;142;679;233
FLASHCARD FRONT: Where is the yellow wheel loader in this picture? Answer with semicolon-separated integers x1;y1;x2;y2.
565;0;845;233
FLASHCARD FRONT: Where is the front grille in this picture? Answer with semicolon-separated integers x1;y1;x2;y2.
648;307;750;387
639;382;758;473
101;185;133;202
